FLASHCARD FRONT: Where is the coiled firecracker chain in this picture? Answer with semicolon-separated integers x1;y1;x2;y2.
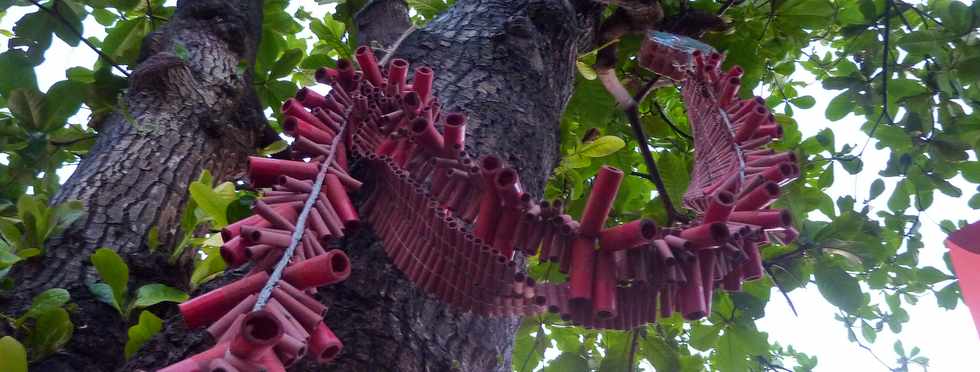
158;31;801;370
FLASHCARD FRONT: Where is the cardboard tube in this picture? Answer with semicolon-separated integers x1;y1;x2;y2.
283;250;351;289
179;272;270;328
598;219;657;251
248;157;318;187
309;322;343;364
229;310;284;360
569;237;597;303
579;166;624;237
593;251;617;320
355;45;384;87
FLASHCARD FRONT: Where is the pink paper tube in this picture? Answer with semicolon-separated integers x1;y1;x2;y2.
277;176;313;193
653;239;677;265
355;45;384;87
569;237;598;303
771;226;799;244
741;241;764;280
678;222;730;246
246;244;275;262
598;219;658;251
261;194;308;205
733;105;769;142
728;209;792;228
277;281;327;316
310;322;343;364
265;298;311;339
703;191;736;223
718;76;741;109
180;272;270;328
306;208;332;241
729;96;765;119
241;227;293;247
248;157;318;187
494;168;523;206
316;198;345;238
271;287;321;331
283;116;335;144
324;174;360;229
679;254;706;320
158;341;231;372
593;251;618;320
722;265;743;292
253;200;296;231
336;59;356;88
413;66;434;103
387;58;409;95
739;135;773;150
282;98;329;131
229;310;284;360
492;207;522;258
579;166;625;237
754;124;783;139
315;66;338;83
699;250;717;312
206;294;258;340
206;358;240;372
443;112;466;158
274;333;308;368
410;117;444;155
734;181;780;211
221;237;250;267
746;152;797;167
283;249;351;289
473;157;503;243
295;87;328;110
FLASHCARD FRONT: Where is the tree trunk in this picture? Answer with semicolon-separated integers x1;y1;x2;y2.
1;0;269;370
3;0;604;371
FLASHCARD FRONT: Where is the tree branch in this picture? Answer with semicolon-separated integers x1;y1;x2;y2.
626;327;640;372
652;99;692;140
26;0;131;77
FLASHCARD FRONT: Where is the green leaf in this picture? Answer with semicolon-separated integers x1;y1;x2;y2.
777;0;835;27
188;181;238;228
269;48;303;79
0;336;27;372
131;283;188;311
190;243;227;289
90;248;129;309
124;310;163;359
814;258;864;313
87;282;121;313
579;136;625;158
887;179;911;212
544;352;589;372
713;323;769;372
7;88;45;131
575;61;597;80
689;322;723;351
146;226;159;252
22;288;70;321
26;307;73;360
790;95;816;109
825;91;855;121
861;321;876;343
869;179;885;200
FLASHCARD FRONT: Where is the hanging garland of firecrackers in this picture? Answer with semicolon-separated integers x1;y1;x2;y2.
159;31;799;370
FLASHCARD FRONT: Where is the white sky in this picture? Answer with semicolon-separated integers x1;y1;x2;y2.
0;1;976;371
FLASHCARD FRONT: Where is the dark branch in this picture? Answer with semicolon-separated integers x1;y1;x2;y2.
26;0;131;77
626;327;641;372
653;99;692;140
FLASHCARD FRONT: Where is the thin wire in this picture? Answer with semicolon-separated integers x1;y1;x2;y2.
253;113;350;310
26;0;131;77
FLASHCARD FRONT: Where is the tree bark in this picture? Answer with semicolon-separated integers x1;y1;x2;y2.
0;1;269;371
9;0;605;371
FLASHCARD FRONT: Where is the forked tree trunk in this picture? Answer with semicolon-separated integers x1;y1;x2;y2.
4;1;604;371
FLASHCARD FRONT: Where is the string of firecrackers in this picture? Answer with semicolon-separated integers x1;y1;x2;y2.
159;71;363;370
158;30;803;370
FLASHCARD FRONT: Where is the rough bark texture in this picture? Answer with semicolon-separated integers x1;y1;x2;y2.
0;0;268;371
57;1;604;371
